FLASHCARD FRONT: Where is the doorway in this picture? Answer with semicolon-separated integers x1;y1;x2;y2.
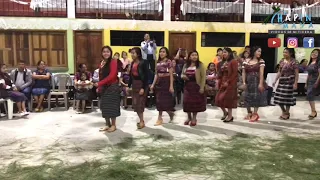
250;33;277;77
74;31;103;73
169;32;196;58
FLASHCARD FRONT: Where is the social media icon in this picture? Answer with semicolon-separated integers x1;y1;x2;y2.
287;37;298;48
268;38;281;48
303;37;314;48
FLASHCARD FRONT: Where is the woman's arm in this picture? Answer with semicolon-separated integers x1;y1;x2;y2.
259;60;265;86
98;60;117;87
242;62;246;85
174;49;180;60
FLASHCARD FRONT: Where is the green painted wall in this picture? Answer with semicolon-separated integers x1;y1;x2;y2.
67;29;74;74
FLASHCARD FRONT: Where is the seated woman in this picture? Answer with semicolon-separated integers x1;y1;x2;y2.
74;64;93;114
32;60;51;112
0;64;29;116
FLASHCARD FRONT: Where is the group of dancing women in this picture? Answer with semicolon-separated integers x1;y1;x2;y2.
95;45;320;133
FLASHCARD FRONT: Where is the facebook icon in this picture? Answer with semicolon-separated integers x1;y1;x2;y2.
303;37;314;48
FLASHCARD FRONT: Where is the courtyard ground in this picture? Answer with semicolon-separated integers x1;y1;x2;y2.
0;100;320;180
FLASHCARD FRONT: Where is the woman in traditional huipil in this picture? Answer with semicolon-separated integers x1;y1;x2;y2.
242;46;268;122
305;49;320;119
206;63;217;106
215;47;238;123
95;46;120;132
181;51;206;126
128;47;149;129
151;47;175;125
120;64;131;109
272;48;299;120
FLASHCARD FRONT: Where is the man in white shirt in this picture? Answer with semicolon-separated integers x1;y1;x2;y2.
141;33;157;72
10;60;33;99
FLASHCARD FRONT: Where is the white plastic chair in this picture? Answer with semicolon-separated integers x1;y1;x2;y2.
0;98;14;119
48;73;71;110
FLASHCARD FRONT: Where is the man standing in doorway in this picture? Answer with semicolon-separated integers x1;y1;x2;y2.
141;33;157;72
10;60;33;102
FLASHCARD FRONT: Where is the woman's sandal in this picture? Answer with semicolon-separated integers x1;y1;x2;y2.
137;121;145;129
244;113;252;120
107;126;116;132
308;111;317;120
249;113;259;122
221;113;228;121
154;119;163;126
99;126;109;131
280;113;290;120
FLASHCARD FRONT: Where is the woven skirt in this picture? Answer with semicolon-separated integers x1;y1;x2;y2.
274;76;296;106
183;80;206;112
132;79;147;113
244;74;268;107
8;91;27;102
100;84;121;118
155;76;175;111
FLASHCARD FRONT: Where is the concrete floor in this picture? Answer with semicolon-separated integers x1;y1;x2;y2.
0;100;320;167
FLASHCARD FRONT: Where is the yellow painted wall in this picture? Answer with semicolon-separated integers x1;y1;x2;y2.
103;29;249;67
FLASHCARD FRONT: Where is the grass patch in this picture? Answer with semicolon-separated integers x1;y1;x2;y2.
1;135;320;180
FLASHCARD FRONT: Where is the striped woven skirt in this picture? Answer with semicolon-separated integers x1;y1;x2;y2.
273;76;296;106
100;83;121;118
155;76;175;111
132;79;147;113
183;80;206;112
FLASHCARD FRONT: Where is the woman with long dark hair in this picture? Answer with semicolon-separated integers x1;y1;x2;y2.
215;47;238;122
150;47;175;125
181;50;206;126
74;63;93;114
128;47;149;129
242;46;268;122
95;46;120;132
0;64;29;116
305;49;320;119
272;48;299;120
32;60;51;112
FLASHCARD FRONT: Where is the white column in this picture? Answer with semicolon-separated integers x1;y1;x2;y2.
163;0;171;21
67;0;76;18
244;0;252;23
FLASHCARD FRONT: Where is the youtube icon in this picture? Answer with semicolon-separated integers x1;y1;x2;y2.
268;38;281;48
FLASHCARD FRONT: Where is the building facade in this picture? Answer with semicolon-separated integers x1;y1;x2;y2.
0;0;319;73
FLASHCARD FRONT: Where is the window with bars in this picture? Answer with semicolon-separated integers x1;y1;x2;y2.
110;31;165;46
201;32;245;47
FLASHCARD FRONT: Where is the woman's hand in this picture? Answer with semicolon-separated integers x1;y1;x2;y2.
139;88;144;95
124;83;128;87
182;76;189;81
169;86;174;93
313;82;319;89
293;83;298;90
150;85;154;91
93;83;98;87
258;84;265;92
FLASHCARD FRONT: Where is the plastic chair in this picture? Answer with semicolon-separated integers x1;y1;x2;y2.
48;73;71;110
0;98;14;119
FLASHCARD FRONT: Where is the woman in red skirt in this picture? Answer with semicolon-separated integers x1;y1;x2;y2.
128;47;149;129
215;47;238;123
181;50;206;126
151;47;175;126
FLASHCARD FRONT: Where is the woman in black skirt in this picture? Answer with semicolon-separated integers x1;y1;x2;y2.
181;51;206;126
128;47;149;129
272;48;299;120
150;47;175;126
95;46;121;132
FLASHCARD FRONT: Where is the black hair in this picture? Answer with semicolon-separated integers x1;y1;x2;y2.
284;48;296;59
223;47;234;62
36;60;45;70
245;46;250;49
18;60;25;64
241;51;250;59
78;63;86;72
308;49;320;65
249;46;262;60
121;51;127;58
186;50;200;68
300;59;307;64
157;47;170;63
131;47;143;61
207;62;215;70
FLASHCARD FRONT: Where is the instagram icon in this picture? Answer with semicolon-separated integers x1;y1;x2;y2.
287;37;298;48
